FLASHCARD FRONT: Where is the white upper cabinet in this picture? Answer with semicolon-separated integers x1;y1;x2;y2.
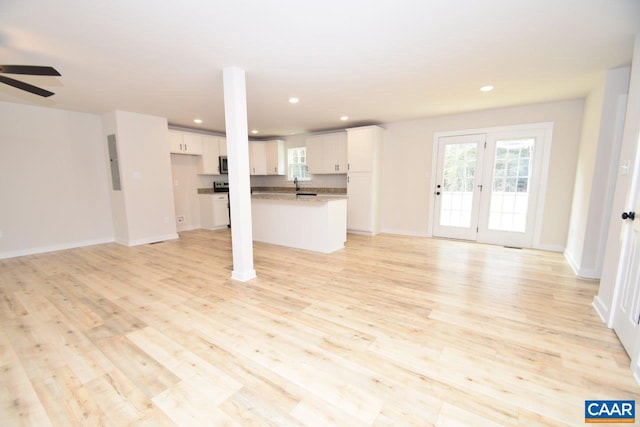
249;140;285;175
305;135;324;174
168;129;203;155
198;135;221;175
306;132;347;174
265;140;285;175
249;141;267;175
218;137;227;156
347;127;376;172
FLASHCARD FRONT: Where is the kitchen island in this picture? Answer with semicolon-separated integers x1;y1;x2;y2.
251;193;347;253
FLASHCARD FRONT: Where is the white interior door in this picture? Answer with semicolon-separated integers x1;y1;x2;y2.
432;134;485;240
612;137;640;358
476;129;546;248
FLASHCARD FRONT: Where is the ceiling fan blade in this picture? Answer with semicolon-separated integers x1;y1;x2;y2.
0;65;61;76
0;75;55;97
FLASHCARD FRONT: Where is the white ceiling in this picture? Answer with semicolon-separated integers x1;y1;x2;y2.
1;0;639;137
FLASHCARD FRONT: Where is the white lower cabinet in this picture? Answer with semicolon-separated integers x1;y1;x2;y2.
347;172;375;233
199;193;229;229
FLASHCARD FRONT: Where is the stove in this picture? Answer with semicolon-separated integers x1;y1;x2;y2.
213;181;229;192
213;181;231;228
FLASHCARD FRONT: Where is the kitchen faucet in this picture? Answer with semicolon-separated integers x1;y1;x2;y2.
294;177;300;191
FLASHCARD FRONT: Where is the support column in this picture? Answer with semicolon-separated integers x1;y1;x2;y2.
223;66;256;281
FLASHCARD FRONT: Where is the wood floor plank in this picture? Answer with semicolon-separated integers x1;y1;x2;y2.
84;369;175;426
31;366;105;426
1;229;639;426
94;334;181;399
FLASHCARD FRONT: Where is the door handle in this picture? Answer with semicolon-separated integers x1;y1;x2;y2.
622;211;635;221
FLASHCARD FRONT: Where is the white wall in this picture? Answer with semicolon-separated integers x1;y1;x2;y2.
565;67;631;278
381;99;585;249
102;112;129;244
0;101;114;258
105;111;178;245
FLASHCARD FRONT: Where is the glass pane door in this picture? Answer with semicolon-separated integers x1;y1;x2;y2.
441;143;476;227
432;134;485;241
477;128;546;248
488;138;534;232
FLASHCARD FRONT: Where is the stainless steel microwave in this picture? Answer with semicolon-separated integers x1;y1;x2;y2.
219;156;228;174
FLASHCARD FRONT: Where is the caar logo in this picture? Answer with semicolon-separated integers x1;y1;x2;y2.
585;400;635;423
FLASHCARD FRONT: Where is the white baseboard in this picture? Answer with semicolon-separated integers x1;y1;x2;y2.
232;269;257;282
563;249;601;279
380;228;430;238
177;224;200;232
125;233;179;247
347;229;376;236
592;296;611;326
0;237;115;260
533;243;565;253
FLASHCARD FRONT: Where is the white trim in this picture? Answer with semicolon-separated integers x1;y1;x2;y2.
633;366;640;387
0;237;115;260
532;243;565;252
124;233;179;246
380;228;429;238
177;224;200;232
431;122;554;249
347;229;377;236
564;249;600;278
232;269;257;282
427;135;439;237
593;296;611;326
531;123;554;249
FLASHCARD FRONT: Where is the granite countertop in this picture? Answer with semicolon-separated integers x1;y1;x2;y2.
252;186;346;195
198;186;347;196
251;193;347;202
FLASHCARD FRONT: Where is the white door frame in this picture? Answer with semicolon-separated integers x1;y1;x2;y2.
429;122;554;250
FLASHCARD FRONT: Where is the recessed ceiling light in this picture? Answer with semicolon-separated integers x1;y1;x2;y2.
480;85;494;92
193;118;203;124
288;97;299;104
340;116;349;121
251;129;259;134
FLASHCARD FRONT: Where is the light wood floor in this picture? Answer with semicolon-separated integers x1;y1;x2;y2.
1;229;638;426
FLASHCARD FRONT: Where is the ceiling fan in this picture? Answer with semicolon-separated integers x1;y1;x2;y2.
0;65;61;97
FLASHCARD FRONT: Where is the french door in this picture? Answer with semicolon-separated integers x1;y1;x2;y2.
432;128;546;248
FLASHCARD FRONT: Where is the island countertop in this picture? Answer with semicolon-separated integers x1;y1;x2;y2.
251;193;347;202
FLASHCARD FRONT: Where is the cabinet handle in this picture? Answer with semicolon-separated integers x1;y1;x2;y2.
274;167;277;172
348;163;350;170
180;143;183;151
185;144;187;151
